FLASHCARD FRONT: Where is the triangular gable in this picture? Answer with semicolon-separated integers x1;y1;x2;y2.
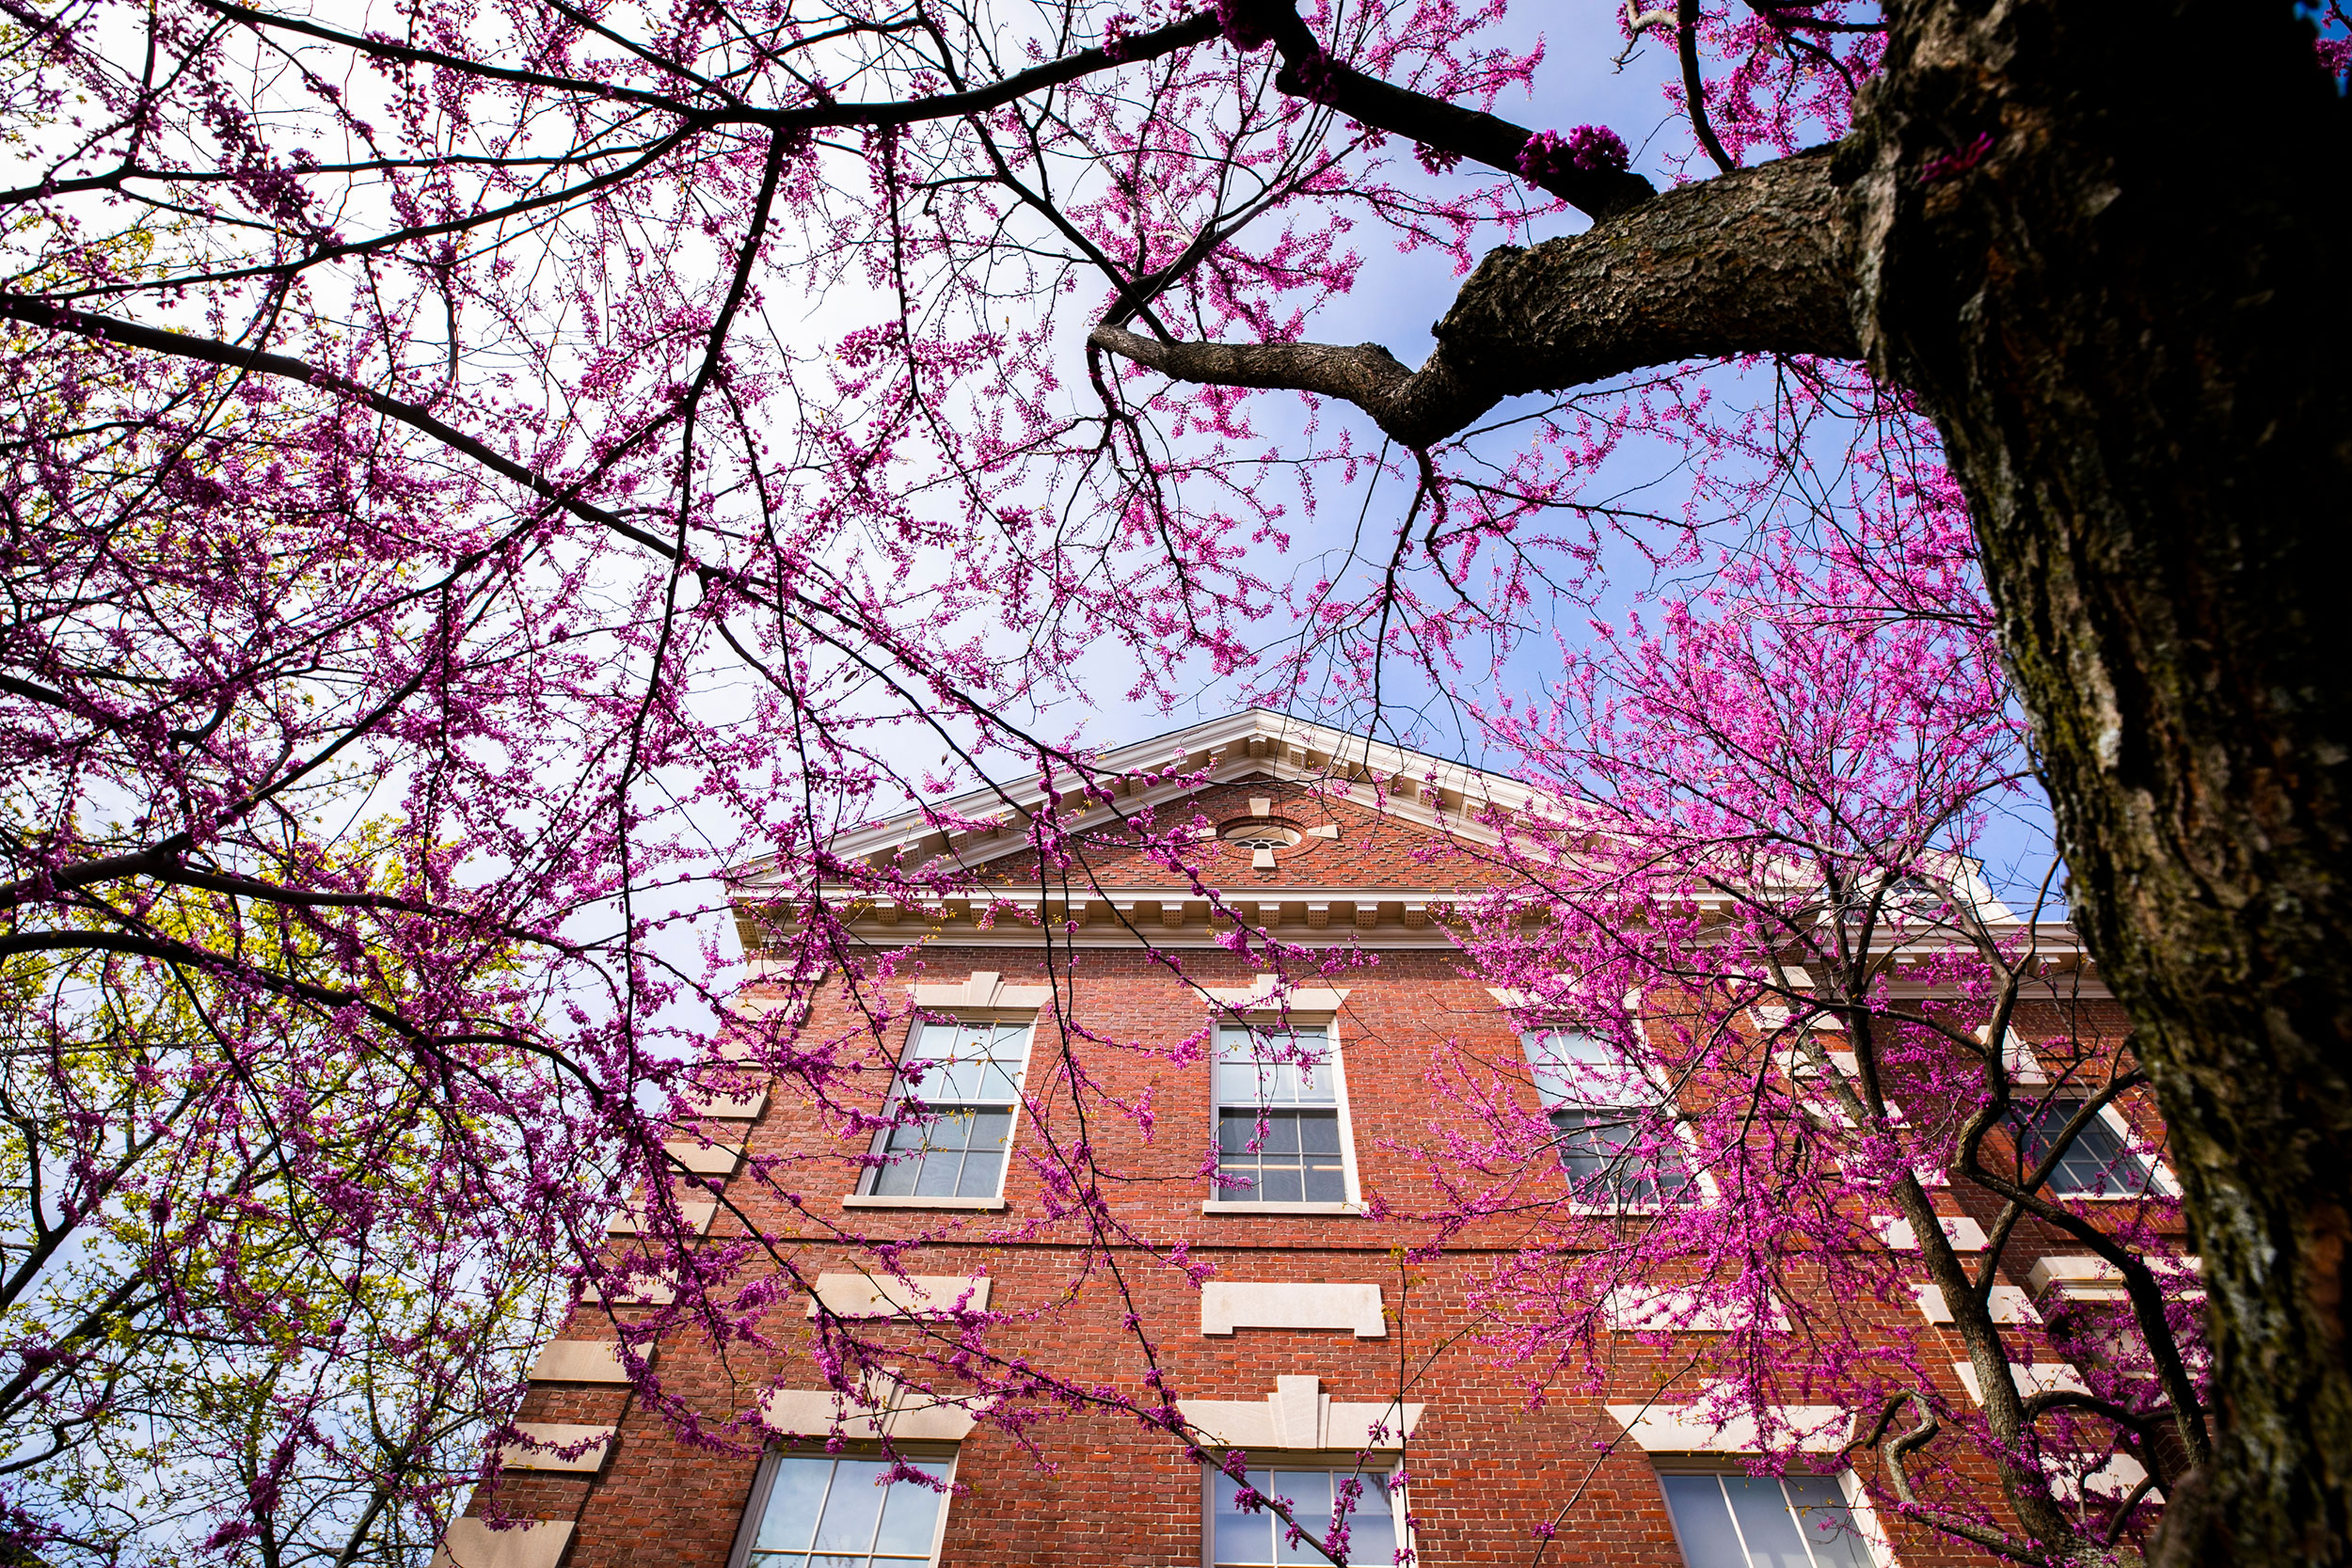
729;709;1549;894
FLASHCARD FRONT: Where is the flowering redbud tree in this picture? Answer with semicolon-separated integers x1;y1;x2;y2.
1409;461;2204;1563
0;0;2343;1562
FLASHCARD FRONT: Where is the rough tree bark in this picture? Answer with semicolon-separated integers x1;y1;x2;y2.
1096;2;2352;1561
1845;6;2352;1564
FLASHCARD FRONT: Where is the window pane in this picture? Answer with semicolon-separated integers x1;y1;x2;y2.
1293;1053;1334;1104
869;1148;919;1196
757;1456;834;1554
813;1459;891;1555
871;1462;949;1559
954;1140;1007;1198
1343;1475;1400;1567
1303;1160;1348;1204
965;1109;1010;1153
1661;1475;1748;1568
1219;1111;1260;1154
1257;1164;1306;1203
1271;1470;1336;1565
912;1147;961;1197
908;1023;962;1061
1258;1115;1302;1155
1784;1477;1873;1568
1214;1468;1399;1568
1722;1475;1814;1568
755;1454;951;1568
1215;1470;1275;1566
1299;1114;1343;1156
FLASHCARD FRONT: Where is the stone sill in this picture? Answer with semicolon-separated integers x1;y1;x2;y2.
1200;1200;1362;1215
840;1195;1007;1212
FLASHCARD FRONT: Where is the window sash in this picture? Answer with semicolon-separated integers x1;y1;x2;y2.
1216;1025;1337;1107
1212;1025;1348;1203
1522;1027;1635;1108
1216;1108;1348;1204
860;1020;1031;1198
1207;1465;1403;1567
1551;1107;1692;1207
1523;1031;1691;1206
744;1451;953;1568
1660;1471;1875;1568
2004;1100;2150;1196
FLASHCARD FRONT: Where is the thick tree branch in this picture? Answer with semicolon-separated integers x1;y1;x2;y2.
1091;148;1858;447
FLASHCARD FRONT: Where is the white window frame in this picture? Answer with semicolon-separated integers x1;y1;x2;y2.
1202;1012;1363;1214
850;1013;1035;1208
1198;1455;1412;1568
726;1443;961;1568
1654;1464;1895;1568
1520;1023;1708;1214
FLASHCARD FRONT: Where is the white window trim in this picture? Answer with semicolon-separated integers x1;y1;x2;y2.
1518;1022;1715;1214
725;1443;961;1568
1198;1456;1413;1568
1206;1011;1363;1212
856;1012;1037;1205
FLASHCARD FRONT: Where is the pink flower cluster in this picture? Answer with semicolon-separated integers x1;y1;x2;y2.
1515;124;1630;182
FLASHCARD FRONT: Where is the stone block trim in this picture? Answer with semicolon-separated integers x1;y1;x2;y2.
1874;1212;1989;1253
1601;1285;1788;1333
499;1423;616;1474
580;1269;674;1305
805;1272;992;1320
911;970;1055;1010
1199;1281;1384;1338
607;1199;717;1236
1952;1360;2088;1405
686;1088;769;1118
2028;1254;2128;1303
429;1519;575;1568
528;1340;639;1384
663;1136;744;1177
760;1386;978;1442
1915;1284;2040;1325
1195;973;1351;1014
1176;1375;1422;1450
1605;1396;1851;1453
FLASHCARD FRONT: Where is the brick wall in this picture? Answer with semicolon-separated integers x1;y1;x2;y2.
477;775;2171;1568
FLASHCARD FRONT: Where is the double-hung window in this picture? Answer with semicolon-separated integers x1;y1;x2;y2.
1523;1029;1691;1209
1215;1023;1349;1204
1208;1465;1404;1566
860;1019;1030;1199
737;1449;953;1568
1660;1471;1877;1568
2003;1098;2152;1197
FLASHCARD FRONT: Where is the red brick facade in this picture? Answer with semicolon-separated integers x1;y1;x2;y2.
468;716;2180;1568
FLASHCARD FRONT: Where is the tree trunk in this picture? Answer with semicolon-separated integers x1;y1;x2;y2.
1090;4;2352;1553
1836;2;2352;1560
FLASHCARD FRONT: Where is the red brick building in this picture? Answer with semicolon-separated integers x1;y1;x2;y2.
444;711;2188;1568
